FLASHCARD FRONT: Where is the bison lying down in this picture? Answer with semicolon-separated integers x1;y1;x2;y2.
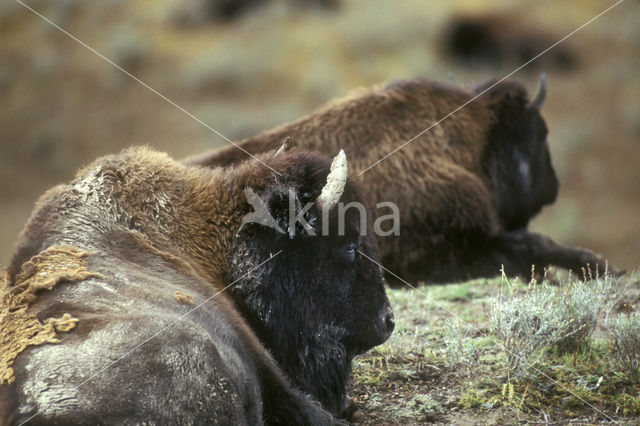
0;147;393;424
441;12;578;72
187;76;617;283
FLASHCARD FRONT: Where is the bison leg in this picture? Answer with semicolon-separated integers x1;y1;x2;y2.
486;231;620;279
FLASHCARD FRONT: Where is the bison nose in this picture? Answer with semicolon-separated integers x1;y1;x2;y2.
380;306;395;338
355;305;395;354
385;309;395;333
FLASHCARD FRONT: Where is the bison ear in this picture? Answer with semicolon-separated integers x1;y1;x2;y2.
476;80;529;111
262;186;318;239
272;137;296;157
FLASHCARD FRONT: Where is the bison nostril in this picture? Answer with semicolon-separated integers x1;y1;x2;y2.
384;311;395;334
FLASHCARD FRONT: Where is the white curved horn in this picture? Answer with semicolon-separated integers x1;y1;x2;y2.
273;137;294;157
529;73;547;111
316;150;348;213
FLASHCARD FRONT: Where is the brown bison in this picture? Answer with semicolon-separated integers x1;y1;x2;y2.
172;0;340;25
186;76;617;283
441;12;578;72
0;146;393;424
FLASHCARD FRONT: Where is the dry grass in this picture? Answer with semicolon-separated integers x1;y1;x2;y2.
350;270;640;424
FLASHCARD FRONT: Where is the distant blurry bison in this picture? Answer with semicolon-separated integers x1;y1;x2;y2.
0;146;392;423
187;76;617;283
172;0;340;25
442;12;578;71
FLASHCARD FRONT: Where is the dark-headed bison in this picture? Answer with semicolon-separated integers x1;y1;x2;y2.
0;146;393;424
187;76;617;283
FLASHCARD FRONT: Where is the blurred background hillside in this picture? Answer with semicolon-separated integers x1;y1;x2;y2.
1;0;638;272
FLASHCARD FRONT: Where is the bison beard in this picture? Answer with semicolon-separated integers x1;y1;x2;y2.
186;76;618;283
0;147;393;424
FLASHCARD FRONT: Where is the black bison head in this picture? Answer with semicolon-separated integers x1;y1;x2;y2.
227;150;393;416
478;75;560;232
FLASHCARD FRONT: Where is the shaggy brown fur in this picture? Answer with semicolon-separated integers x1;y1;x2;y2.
7;148;258;287
186;77;616;283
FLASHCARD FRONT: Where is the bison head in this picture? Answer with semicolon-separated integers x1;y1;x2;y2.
478;74;559;231
227;150;393;416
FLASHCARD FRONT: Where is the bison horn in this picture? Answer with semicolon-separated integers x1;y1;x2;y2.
316;150;348;213
529;73;547;111
273;137;294;157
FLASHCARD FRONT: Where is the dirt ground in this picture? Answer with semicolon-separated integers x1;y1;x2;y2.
1;0;639;423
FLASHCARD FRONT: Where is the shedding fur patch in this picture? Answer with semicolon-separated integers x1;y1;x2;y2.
174;291;195;306
0;246;101;385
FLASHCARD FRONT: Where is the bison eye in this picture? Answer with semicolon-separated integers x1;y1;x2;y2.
343;242;357;261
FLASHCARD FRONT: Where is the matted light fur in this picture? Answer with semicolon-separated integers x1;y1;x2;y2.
0;246;102;384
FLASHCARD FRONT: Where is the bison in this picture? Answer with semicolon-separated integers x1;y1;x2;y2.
0;146;393;424
172;0;340;26
441;12;578;72
186;76;617;283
